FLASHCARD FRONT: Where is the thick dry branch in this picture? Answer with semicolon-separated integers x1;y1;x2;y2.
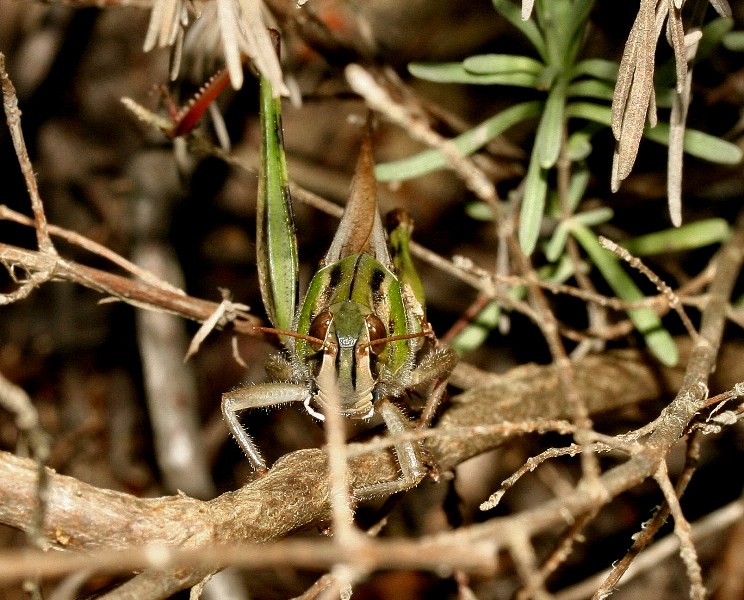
0;447;330;552
0;536;495;584
0;242;261;335
431;349;669;470
0;350;667;585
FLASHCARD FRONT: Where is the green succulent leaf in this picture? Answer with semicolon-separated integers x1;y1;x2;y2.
545;207;613;262
465;201;497;222
566;124;601;161
566;165;591;213
644;124;743;164
451;299;502;355
697;17;735;59
567;79;615;101
451;256;578;355
545;222;571;263
564;0;595;64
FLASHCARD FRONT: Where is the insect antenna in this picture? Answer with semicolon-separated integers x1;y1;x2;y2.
253;325;333;350
364;330;432;349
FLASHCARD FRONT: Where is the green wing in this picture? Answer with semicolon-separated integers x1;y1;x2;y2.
256;75;298;331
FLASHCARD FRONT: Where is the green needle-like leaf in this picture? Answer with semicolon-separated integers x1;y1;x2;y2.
566;165;591;213
520;154;548;254
463;54;545;75
622;219;731;256
570;59;619;83
534;81;566;169
545;207;613;262
643;124;743;164
573;207;614;227
465;201;497;222
492;0;547;60
567;102;743;164
256;75;298;332
451;300;502;356
567;79;615;101
376;101;541;181
571;224;678;366
723;30;744;51
545;221;571;262
408;62;540;87
697;17;734;58
451;256;579;354
566;123;601;161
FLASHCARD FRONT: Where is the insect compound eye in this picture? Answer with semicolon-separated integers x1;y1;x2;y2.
364;313;388;354
308;309;333;352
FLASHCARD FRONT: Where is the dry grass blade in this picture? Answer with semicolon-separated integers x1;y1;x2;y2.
143;0;185;51
611;15;639;140
521;0;535;20
667;2;687;94
217;0;245;88
215;0;287;94
611;0;658;191
708;0;732;17
668;33;697;227
236;0;287;95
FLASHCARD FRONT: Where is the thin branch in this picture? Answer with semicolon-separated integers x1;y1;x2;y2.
600;235;699;340
0;54;56;256
344;64;501;213
653;461;705;599
556;499;744;600
0;204;185;296
592;428;701;594
0;243;262;336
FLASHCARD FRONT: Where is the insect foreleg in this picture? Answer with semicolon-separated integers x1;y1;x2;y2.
354;398;427;499
222;383;310;473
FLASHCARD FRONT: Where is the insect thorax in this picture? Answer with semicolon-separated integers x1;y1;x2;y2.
283;253;422;418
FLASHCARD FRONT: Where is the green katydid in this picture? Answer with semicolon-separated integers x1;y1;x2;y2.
222;75;458;498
